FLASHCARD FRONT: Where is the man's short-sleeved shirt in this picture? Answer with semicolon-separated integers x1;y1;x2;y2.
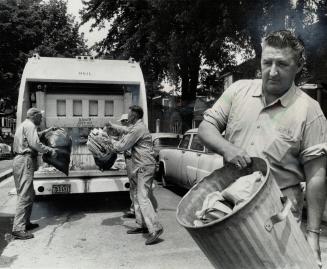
13;118;50;156
203;79;327;189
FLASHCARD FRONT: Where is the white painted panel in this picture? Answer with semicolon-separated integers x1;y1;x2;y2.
73;100;82;116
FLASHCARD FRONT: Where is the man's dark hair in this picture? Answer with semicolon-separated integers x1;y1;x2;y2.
129;105;143;119
262;30;305;64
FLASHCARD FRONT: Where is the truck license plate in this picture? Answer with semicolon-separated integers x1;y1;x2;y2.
52;184;71;194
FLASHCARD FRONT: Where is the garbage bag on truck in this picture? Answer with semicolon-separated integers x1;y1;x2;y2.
87;128;117;171
40;128;72;175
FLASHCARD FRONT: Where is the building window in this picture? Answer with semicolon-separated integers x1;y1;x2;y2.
57;100;66;116
105;100;114;116
73;100;82;116
89;100;98;116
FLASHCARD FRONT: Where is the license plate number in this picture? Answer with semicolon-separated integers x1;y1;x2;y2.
52;184;71;194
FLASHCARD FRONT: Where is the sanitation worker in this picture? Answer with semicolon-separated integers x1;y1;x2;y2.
11;108;56;240
105;106;163;245
198;30;327;268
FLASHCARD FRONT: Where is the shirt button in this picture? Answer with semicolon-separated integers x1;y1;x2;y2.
250;142;254;145
257;125;260;129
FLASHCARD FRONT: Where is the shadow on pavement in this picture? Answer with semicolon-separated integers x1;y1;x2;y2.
162;185;188;197
0;210;14;256
31;192;132;232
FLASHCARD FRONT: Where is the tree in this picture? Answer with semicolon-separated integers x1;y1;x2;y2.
293;0;327;85
34;0;88;57
81;0;249;129
82;0;327;128
0;0;88;107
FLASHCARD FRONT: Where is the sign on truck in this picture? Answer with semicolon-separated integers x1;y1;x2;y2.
16;54;148;195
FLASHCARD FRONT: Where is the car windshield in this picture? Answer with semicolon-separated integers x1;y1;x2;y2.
153;137;180;147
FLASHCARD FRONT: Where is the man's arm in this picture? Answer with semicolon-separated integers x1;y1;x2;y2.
104;122;129;136
304;155;327;267
111;125;142;153
38;127;57;138
24;125;54;154
198;121;251;168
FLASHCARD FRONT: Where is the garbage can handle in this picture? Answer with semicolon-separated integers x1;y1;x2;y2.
264;197;292;232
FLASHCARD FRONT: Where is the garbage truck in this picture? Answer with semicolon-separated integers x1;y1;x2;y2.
16;54;148;195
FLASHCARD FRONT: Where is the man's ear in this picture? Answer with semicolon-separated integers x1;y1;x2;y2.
297;58;305;74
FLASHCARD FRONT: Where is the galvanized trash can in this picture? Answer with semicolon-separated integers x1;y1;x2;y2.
176;157;318;269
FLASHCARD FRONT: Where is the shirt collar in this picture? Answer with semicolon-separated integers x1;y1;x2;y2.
252;81;297;107
252;80;263;97
278;83;297;107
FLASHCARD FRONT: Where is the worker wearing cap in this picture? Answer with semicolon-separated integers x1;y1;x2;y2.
105;113;158;219
105;106;163;245
11;107;56;240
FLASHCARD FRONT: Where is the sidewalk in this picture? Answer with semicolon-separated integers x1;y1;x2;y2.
0;160;12;183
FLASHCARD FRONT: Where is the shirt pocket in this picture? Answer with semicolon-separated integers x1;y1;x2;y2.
263;131;299;162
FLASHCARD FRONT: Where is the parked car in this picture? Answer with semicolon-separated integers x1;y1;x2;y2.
158;128;224;189
0;143;12;160
150;132;182;161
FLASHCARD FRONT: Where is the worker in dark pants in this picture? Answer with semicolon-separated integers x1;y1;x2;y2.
11;108;56;240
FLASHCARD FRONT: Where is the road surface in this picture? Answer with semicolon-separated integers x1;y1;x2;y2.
0;160;12;174
0;177;212;269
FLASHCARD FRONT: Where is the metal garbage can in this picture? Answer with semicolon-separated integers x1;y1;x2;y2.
176;157;318;269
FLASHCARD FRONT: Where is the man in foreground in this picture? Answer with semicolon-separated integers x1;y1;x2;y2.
198;30;327;267
12;108;56;240
106;106;163;245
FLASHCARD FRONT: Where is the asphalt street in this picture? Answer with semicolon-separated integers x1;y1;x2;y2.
0;175;213;269
1;157;327;269
0;160;12;174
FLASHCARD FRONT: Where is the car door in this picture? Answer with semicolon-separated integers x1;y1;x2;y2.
197;147;224;182
165;134;191;181
180;134;204;188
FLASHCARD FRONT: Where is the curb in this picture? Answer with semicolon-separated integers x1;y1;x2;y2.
0;169;13;183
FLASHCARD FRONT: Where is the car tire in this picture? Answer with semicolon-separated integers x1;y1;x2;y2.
159;163;168;187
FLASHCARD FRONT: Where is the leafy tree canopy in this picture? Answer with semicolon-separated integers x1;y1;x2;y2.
81;0;327;130
81;0;300;101
0;0;88;107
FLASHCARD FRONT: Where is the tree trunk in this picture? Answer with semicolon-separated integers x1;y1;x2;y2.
179;55;201;132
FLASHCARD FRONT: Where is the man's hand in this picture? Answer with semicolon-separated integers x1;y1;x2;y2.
307;231;322;268
103;122;113;133
50;126;58;132
223;143;252;169
105;122;113;129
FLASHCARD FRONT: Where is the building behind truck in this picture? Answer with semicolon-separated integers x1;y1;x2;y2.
16;54;148;195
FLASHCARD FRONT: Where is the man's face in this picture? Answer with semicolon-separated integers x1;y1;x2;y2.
33;113;42;126
261;45;302;98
